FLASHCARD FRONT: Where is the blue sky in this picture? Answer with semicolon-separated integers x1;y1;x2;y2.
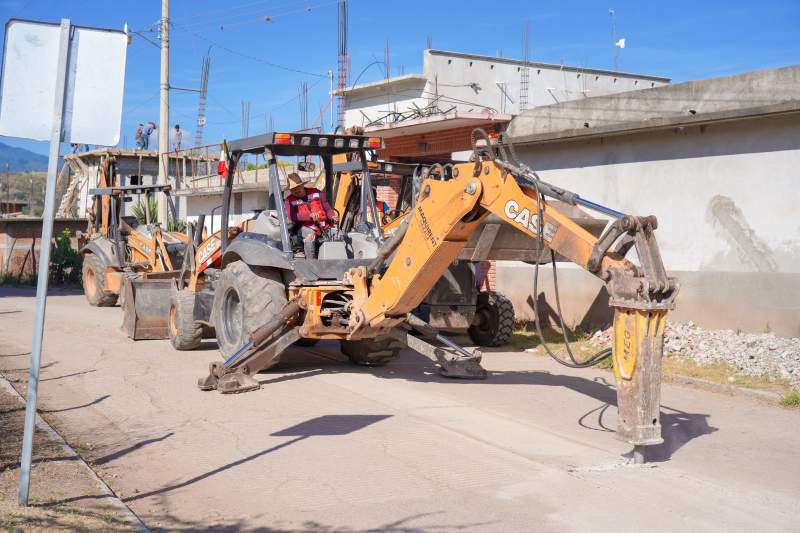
1;0;798;156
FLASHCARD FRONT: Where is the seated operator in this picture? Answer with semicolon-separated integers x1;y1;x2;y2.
284;172;338;259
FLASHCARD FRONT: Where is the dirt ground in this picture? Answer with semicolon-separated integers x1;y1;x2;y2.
0;287;799;532
0;378;135;531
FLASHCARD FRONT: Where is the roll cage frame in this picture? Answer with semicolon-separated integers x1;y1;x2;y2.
219;132;385;257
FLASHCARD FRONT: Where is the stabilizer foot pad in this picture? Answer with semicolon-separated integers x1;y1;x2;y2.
217;371;261;394
197;362;261;393
439;357;488;379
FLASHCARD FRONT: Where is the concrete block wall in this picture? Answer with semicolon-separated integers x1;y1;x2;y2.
500;107;800;336
0;219;85;278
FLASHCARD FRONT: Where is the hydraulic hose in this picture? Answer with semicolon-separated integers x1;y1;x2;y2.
498;131;612;369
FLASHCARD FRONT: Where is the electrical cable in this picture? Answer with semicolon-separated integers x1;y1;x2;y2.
176;0;343;32
171;22;327;78
204;76;325;127
175;0;275;24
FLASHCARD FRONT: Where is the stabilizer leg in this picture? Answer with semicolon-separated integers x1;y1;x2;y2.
389;327;487;379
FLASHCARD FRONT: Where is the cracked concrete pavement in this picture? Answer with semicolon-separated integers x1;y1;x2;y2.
0;288;798;531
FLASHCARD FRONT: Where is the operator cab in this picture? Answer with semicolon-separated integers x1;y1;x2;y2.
87;183;182;267
218;132;386;282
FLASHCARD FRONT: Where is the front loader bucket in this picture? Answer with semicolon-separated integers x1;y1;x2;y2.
121;274;177;340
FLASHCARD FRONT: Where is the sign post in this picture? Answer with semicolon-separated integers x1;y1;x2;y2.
0;18;128;506
17;18;72;507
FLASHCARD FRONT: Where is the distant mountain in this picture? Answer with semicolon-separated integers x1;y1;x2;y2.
0;142;48;172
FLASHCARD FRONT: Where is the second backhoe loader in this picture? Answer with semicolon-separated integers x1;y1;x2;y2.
80;158;187;312
198;129;678;461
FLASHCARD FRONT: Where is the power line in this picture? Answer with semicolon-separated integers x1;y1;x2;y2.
125;91;161;115
176;0;342;32
171;22;327;78
204;76;325;126
175;0;274;24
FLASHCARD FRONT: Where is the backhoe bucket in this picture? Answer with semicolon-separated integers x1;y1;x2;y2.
121;274;177;340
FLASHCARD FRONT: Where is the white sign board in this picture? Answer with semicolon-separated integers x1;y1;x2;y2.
0;19;128;145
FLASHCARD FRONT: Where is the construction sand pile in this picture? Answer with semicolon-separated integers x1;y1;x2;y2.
589;322;800;387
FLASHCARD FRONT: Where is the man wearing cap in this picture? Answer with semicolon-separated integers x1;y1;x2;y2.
283;172;338;259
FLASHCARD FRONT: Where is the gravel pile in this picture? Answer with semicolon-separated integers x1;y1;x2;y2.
589;321;800;387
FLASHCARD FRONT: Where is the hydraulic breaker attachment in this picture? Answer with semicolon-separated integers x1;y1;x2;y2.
611;308;667;449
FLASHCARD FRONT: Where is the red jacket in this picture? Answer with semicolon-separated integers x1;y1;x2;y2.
284;188;336;236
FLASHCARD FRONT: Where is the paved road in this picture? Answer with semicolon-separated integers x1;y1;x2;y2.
1;289;798;531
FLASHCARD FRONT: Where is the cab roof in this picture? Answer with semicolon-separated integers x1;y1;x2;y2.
227;132;382;157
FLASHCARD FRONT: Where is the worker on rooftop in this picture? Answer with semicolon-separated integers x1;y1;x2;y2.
173;124;183;151
135;123;145;150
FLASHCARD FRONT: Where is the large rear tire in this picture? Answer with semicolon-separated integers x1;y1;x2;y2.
468;290;514;347
341;337;403;366
212;261;287;363
169;290;203;350
82;254;118;307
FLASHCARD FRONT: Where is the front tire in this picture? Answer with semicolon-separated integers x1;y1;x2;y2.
468;290;514;347
169;290;203;350
212;261;287;362
82;254;118;307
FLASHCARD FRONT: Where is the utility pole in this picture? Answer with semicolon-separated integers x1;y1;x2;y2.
158;0;170;224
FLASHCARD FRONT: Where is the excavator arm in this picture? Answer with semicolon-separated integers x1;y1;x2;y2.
353;156;677;450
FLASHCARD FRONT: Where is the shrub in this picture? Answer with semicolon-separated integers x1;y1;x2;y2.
781;391;800;407
50;229;82;286
132;198;159;225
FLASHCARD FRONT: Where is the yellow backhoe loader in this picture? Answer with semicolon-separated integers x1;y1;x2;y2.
80;158;187;321
197;129;678;462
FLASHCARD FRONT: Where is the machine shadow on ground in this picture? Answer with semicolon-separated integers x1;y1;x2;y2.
121;414;392;504
250;342;718;462
0;287;83;299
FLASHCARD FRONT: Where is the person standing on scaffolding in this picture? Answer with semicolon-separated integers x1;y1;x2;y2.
135;123;145;150
143;121;156;150
173;124;183;151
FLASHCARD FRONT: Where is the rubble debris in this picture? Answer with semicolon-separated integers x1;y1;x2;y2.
589;322;800;387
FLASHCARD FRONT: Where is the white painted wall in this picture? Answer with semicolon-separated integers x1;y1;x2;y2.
184;190;268;235
496;113;800;335
343;78;428;129
422;51;665;115
343;50;668;128
517;114;800;274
